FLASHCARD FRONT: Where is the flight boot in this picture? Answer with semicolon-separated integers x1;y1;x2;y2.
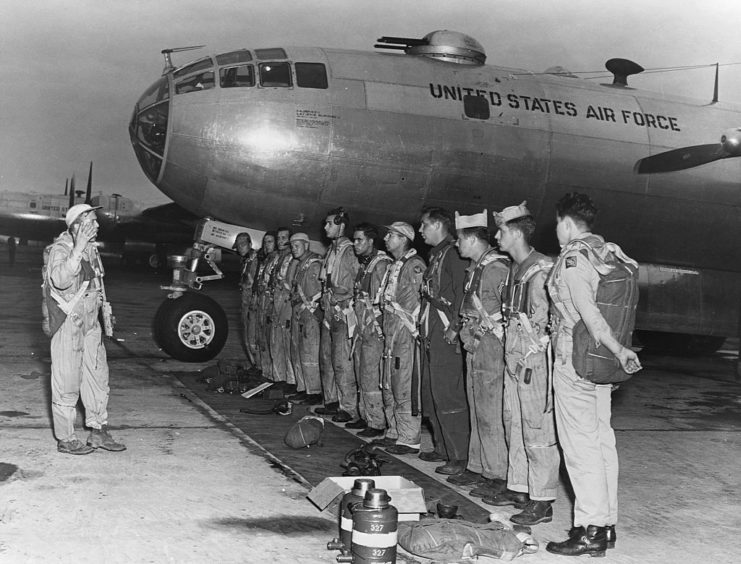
546;525;607;557
418;450;446;463
606;525;617;549
345;418;367;429
57;438;94;455
469;477;507;498
482;489;530;509
510;500;553;525
434;460;467;476
446;469;484;487
87;425;126;452
313;401;339;416
567;525;616;549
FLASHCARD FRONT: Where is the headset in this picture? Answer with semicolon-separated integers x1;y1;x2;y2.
332;207;347;226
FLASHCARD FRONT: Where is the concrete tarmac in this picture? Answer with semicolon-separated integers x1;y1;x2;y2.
1;246;740;563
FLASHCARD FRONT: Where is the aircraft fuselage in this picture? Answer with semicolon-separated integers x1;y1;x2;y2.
130;41;741;339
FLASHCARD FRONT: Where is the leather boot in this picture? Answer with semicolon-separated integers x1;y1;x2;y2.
568;525;616;549
606;525;616;549
434;460;467;475
510;500;553;525
482;489;530;509
546;525;607;557
87;426;126;452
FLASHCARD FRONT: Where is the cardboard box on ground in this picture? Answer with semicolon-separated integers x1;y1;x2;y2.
308;476;427;522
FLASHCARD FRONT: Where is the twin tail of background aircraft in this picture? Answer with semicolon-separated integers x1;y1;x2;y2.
0;162;200;268
128;30;741;363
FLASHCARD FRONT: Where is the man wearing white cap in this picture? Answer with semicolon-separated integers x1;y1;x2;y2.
287;232;324;405
43;204;125;455
377;221;425;455
484;202;560;527
453;210;509;490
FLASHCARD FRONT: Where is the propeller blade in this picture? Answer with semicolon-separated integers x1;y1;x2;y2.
85;161;93;204
635;143;727;174
64;178;68;197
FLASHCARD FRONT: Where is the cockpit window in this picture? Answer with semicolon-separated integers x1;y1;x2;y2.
133;102;168;155
175;71;215;94
220;65;255;88
259;62;292;87
137;77;169;109
296;63;328;89
216;50;252;65
173;57;214;78
255;48;287;60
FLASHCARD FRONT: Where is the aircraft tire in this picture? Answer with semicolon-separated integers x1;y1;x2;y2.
635;331;725;356
153;292;228;362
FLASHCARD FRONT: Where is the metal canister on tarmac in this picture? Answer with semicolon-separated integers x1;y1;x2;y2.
327;478;376;554
337;488;398;564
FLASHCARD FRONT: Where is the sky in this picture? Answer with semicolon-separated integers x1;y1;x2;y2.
1;0;740;206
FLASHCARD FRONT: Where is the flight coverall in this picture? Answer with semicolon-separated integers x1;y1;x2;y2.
256;251;278;379
547;232;620;528
46;233;111;442
353;250;392;430
290;251;323;395
419;236;470;462
459;248;509;481
319;237;359;415
381;249;425;448
239;250;259;363
502;250;560;501
270;247;296;385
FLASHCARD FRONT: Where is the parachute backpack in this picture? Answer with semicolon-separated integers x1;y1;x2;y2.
41;238;75;338
567;236;639;384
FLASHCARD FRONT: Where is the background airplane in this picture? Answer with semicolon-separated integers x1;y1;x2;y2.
0;162;200;268
129;30;741;361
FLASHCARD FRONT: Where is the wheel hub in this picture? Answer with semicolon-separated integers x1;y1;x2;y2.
178;310;214;349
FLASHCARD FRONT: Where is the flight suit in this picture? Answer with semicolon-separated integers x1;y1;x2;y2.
319;237;359;415
291;251;323;395
239;250;259;363
46;233;110;441
502;250;560;501
459;248;509;481
419;235;470;462
547;232;618;528
381;249;425;448
270;247;296;385
353;250;392;431
256;250;278;379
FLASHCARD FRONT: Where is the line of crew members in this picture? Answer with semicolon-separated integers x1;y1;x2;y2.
233;196;635;556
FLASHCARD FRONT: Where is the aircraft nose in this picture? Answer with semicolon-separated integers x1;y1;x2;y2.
129;76;170;183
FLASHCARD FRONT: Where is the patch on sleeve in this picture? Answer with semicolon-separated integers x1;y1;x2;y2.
565;256;577;269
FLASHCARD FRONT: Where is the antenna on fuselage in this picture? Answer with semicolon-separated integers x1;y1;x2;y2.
161;45;205;75
712;62;719;104
604;58;644;87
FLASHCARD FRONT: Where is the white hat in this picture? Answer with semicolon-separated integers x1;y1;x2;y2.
289;232;310;243
65;203;101;227
493;201;530;227
454;209;488;229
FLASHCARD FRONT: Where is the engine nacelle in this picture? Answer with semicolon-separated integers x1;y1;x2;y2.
721;127;741;156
